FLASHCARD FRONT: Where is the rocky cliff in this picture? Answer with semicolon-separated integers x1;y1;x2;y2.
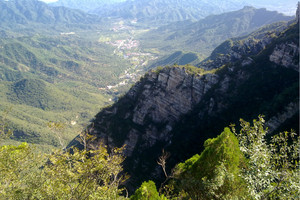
72;22;299;192
198;21;291;70
89;66;218;155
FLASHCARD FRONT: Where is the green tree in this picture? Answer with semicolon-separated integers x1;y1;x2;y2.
0;143;44;199
233;116;300;199
131;180;167;200
171;127;246;200
39;146;127;200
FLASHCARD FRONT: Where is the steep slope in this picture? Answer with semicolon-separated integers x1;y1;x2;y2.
197;21;292;69
76;22;299;192
139;6;293;56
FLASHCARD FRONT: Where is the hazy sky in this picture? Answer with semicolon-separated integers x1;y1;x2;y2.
40;0;58;2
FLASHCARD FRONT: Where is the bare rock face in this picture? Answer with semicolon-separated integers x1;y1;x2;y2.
132;67;218;127
199;22;289;70
269;42;299;71
266;102;299;133
91;66;219;156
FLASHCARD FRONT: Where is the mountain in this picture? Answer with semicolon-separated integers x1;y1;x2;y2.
0;0;100;26
73;21;299;192
197;21;292;70
139;6;293;56
147;51;204;70
0;31;133;148
50;0;126;12
90;0;248;26
245;0;299;16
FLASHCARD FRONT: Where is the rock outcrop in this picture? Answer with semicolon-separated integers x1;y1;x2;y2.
198;21;290;70
269;42;299;71
88;66;219;156
72;22;299;192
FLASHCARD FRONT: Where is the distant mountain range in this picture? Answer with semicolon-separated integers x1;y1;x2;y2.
47;0;297;26
0;0;100;26
140;6;293;56
90;0;248;25
50;0;126;12
245;0;298;16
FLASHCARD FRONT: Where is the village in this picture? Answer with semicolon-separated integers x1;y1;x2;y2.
99;21;158;96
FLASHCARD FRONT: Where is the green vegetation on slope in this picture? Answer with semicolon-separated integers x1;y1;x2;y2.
148;51;204;70
0;30;134;148
139;7;292;56
0;0;100;26
0;142;126;199
0;117;298;199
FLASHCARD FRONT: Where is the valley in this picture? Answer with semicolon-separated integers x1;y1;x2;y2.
0;0;296;151
0;0;299;199
97;20;158;94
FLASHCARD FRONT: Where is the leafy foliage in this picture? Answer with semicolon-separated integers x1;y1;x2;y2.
40;146;126;199
170;128;246;199
0;114;127;199
158;117;299;200
233;116;300;199
0;143;44;199
0;116;298;199
0;143;127;199
130;181;167;200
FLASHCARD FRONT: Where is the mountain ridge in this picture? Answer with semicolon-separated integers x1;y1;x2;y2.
0;0;100;26
90;0;249;26
76;21;299;192
50;0;126;12
139;6;293;56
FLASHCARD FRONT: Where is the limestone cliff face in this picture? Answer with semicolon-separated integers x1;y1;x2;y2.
78;22;299;192
89;67;218;156
269;42;299;71
266;102;299;133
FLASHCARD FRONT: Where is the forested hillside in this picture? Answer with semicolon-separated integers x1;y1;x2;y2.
0;0;100;25
0;0;133;148
139;6;292;56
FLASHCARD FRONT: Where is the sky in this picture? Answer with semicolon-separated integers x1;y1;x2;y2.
40;0;58;2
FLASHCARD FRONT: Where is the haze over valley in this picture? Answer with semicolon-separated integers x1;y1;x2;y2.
0;0;299;199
